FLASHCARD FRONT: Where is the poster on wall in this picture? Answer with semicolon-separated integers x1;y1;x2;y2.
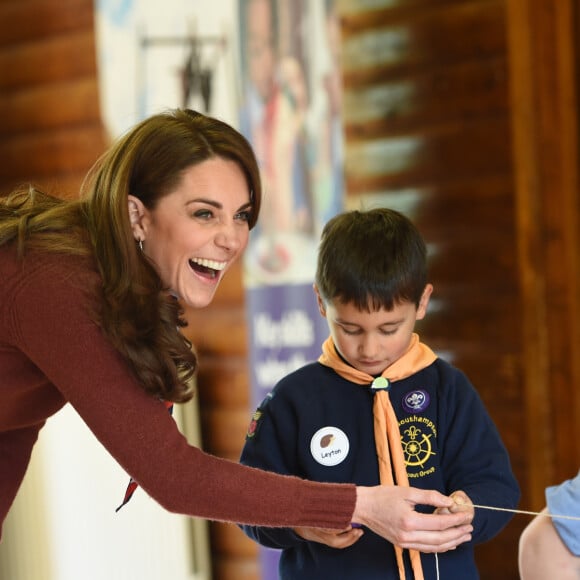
237;0;345;576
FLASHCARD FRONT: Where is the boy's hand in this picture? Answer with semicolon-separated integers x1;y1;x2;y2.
294;525;364;549
435;490;475;523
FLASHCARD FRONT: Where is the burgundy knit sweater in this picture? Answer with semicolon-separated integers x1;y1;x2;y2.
0;244;355;538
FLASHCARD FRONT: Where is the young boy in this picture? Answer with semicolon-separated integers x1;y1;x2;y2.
240;208;520;579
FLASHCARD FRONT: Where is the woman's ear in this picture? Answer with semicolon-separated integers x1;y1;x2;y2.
127;195;147;242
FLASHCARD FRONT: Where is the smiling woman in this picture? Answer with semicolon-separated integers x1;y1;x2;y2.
127;157;253;309
0;108;475;557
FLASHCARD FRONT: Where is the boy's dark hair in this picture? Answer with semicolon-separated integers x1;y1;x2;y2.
315;208;428;311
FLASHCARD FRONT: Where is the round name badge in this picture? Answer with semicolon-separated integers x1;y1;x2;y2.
310;426;350;466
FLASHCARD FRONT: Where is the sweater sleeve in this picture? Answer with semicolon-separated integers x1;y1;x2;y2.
438;366;520;544
239;389;312;548
7;254;356;529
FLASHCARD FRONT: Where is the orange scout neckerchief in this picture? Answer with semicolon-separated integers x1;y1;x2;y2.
319;333;437;580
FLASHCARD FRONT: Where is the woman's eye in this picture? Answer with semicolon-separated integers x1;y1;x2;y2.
235;210;252;223
193;209;213;219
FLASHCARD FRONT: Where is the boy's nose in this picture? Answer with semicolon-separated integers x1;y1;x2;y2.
359;335;379;358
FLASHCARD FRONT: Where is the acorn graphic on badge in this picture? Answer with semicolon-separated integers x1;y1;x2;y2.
310;427;349;467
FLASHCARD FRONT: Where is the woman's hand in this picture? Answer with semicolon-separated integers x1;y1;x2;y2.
352;485;473;553
294;525;363;549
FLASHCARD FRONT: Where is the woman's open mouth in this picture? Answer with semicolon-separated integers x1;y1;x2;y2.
189;258;226;280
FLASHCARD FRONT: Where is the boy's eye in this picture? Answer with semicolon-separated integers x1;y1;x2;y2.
341;326;398;336
380;328;398;336
341;327;361;336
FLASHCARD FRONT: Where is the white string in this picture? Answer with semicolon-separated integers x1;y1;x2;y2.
467;503;580;521
431;503;580;580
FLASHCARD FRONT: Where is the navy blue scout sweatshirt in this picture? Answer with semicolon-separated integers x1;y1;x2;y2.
240;358;520;580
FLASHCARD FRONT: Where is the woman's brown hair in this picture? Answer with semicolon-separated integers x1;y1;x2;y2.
0;109;262;403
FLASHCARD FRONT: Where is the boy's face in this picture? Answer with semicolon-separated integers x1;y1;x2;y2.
314;285;432;376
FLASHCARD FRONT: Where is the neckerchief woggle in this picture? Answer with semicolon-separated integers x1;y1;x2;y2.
319;333;437;580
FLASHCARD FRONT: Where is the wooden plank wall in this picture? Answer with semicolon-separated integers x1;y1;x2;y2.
507;0;580;501
0;0;106;197
338;0;580;578
338;1;521;576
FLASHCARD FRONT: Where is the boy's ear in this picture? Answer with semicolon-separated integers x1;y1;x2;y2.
313;284;327;318
416;284;433;320
127;195;148;242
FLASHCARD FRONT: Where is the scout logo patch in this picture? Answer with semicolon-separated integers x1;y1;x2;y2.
402;389;430;413
310;426;350;466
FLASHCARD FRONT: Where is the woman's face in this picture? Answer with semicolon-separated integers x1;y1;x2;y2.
129;157;253;309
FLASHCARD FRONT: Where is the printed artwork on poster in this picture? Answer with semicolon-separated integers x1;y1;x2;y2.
238;0;345;288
